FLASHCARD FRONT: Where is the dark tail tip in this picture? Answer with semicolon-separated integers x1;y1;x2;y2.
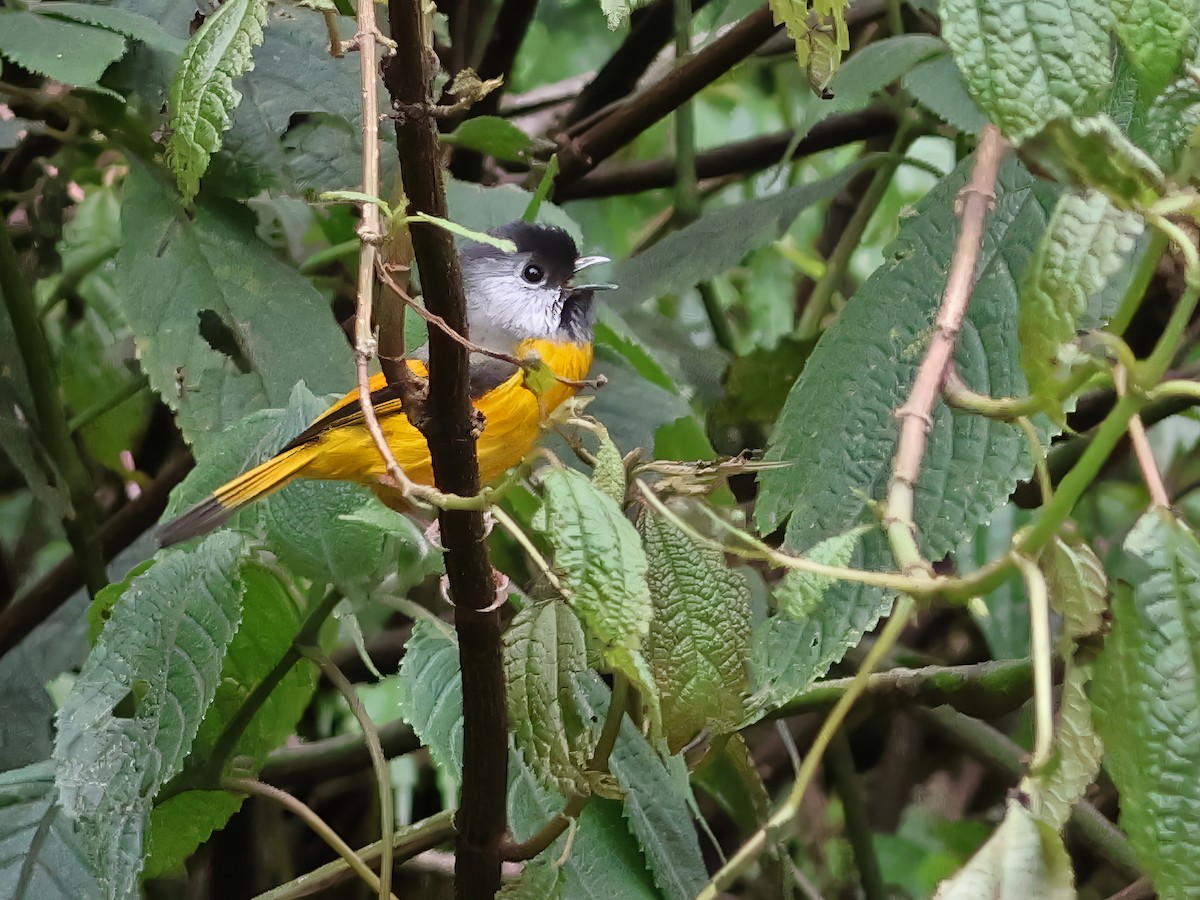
158;496;236;548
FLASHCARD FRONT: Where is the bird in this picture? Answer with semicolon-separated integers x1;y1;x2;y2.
159;221;614;546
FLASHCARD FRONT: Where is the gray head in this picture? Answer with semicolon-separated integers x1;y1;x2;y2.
459;222;614;352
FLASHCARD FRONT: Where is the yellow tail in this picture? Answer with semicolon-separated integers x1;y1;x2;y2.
158;445;316;546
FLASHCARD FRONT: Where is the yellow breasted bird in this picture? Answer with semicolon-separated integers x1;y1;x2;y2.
159;222;613;545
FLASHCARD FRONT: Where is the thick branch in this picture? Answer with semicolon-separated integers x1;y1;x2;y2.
382;3;508;897
555;6;777;184
0;453;193;658
261;719;418;785
556;109;896;200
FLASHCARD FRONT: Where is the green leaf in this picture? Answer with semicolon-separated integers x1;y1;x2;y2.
825;34;946;112
114;163;350;455
758;155;1051;554
0;9;127;90
607;165;864;314
1040;532;1107;646
748;527;876;718
1028;664;1102;832
932;797;1075;898
142;562;318;876
498;860;567;899
1111;0;1198;99
939;0;1113;141
711;335;817;433
572;672;709;900
1093;509;1200;898
32;1;186;54
0;762;101;899
1019;190;1143;410
508;750;659;899
532;468;652;654
503;600;594;795
1140;77;1200;172
397;619;464;787
1026;115;1168;209
691;734;769;836
956;504;1032;659
165;0;268;203
638;509;750;752
590;422;628;506
902;53;989;134
54;532;247;897
444;116;536;162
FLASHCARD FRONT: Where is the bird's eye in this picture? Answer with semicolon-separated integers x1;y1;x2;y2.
521;263;545;284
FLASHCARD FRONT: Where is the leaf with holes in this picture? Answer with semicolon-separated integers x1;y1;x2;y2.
939;0;1112;140
503;600;594;795
1092;509;1200;898
53;532;246;898
1019;190;1143;413
114;163;349;455
0;762;101;899
638;508;750;752
165;0;268;202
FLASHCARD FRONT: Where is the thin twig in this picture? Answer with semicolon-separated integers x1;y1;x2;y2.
223;777;398;900
1013;555;1054;771
827;730;886;900
1115;365;1170;507
298;647;395;900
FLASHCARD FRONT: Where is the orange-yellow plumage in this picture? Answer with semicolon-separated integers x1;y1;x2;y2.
177;339;593;536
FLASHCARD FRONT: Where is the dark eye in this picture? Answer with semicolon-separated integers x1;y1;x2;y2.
521;263;545;284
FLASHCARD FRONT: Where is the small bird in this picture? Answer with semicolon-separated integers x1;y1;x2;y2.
159;222;613;545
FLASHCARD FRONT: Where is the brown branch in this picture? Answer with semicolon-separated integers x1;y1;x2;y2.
555;108;896;200
382;3;508;898
261;719;419;785
0;453;193;659
555;6;777;184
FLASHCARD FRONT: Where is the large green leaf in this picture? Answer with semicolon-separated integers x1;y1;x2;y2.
165;0;268;203
503;600;594;795
531;469;660;729
638;509;751;752
1111;0;1198;99
902;52;989;134
1019;190;1143;410
932;797;1074;898
1093;509;1200;898
1140;77;1200;173
31;1;185;53
0;9;127;90
573;672;708;900
142;563;318;877
397;619;465;786
53;532;247;898
940;0;1113;141
0;762;101;900
114;163;350;455
758;155;1050;552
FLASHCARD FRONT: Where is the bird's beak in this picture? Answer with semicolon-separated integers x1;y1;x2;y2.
572;255;617;292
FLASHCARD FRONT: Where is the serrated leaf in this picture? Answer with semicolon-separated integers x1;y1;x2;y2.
397;619;464;787
1040;532;1107;646
932;797;1075;899
1019;189;1143;409
1140;76;1200;172
692;734;769;835
638;509;750;752
590;423;627;506
0;9;127;90
1027;115;1167;209
508;749;659;899
1092;509;1200;899
444;116;535;162
747;526;875;719
0;762;102;900
142;562;318;876
114;163;350;455
902;53;989;134
504;600;594;795
54;532;246;898
825;34;945;112
532;468;659;729
165;0;268;203
940;0;1112;141
573;673;708;900
32;1;186;53
498;860;567;898
1027;664;1103;831
1111;0;1198;99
